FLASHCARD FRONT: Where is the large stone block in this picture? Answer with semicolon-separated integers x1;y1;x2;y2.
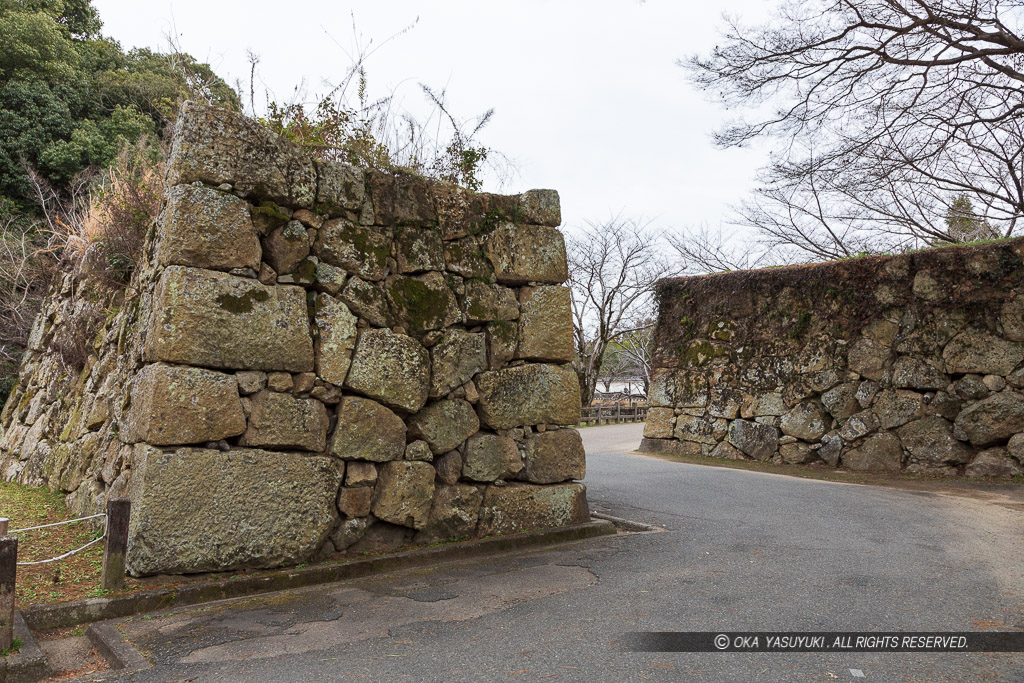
476;363;581;429
316;159;365;212
314;294;358;385
482;223;568;285
842;432;903;472
429;329;487;398
394;226;444;273
262;220;310;275
372;460;436;529
643;408;676;439
898;416;972;465
780;402;828;441
486;321;518;370
408;399;480;454
516;286;574;363
727;419;778;461
954;391;1024;447
518;189;561;227
145;266;313;372
477;482;589;535
314;219;392;281
125;363;245;446
523;429;586;484
943;329;1023;375
463;281;518;323
415;484;484;543
127;446;340;575
385;273;461;335
648;369;708;409
329;396;406;462
239;391;329;452
344;329;429;413
339;276;393;328
156;185;261;271
892;356;948;391
367;170;437;227
463;432;521;482
165;102;317;207
444;237;493;279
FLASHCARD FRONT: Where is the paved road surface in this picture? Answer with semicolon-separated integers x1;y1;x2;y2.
103;423;1023;682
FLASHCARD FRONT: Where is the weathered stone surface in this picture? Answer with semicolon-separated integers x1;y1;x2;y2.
741;392;787;418
337;486;373;517
146;266;314;372
331;517;369;551
345;460;378;486
344;329;430;413
847;337;891;381
126;363;245;445
429;329;487;398
649;369;709;409
674;415;717;444
954;391;1024;447
435;450;463;485
856;381;881;408
315;219;392;281
294;372;316;394
874;389;924;429
349;520;415;554
157;185;261;271
818;432;844;466
165;102;317;207
965;447;1024;478
955;375;990;401
477;482;588;535
727;419;778;461
943;329;1023;375
476;364;581;429
405;440;433;462
516;286;573;363
898;416;972;465
311;262;346;296
1008;433;1024;464
394;226;444;273
462;433;521;482
238;391;328;452
518;189;561;227
444;237;492;279
643;408;676;439
983;375;1007;392
892;356;948;391
780;441;816;464
314;294;358;385
262;220;310;275
372;460;435;529
127;446;340;575
316;159;364;211
709;441;746;460
842;432;902;472
839;410;880;441
780;402;828;441
485;321;518;370
339;276;392;328
267;371;292;392
927;391;962;420
523;429;586;484
408;399;480;454
1000;293;1024;342
415;484;484;542
483;223;568;285
385;273;461;335
464;281;518;323
330;396;406;462
821;383;860;420
367;170;436;226
235;371;267;395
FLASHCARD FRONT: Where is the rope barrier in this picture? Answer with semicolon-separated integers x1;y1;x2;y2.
10;512;106;534
11;512;107;566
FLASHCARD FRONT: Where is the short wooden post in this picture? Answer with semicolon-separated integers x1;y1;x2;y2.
0;519;8;536
102;498;130;590
616;403;622;424
0;535;16;651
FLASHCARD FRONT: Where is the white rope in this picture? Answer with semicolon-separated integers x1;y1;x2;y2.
9;512;106;534
16;534;104;566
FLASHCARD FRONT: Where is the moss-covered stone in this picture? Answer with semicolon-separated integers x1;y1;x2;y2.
314;218;392;281
385;272;461;335
344;329;430;413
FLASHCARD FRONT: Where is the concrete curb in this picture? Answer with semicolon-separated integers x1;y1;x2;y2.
22;519;616;632
1;613;49;683
86;622;151;677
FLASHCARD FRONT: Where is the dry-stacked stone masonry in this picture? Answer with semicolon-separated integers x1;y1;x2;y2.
0;102;588;575
643;239;1024;478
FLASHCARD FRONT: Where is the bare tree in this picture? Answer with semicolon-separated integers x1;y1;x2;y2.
685;0;1024;259
567;217;683;406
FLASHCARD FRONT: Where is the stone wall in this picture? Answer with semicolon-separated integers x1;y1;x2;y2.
643;240;1024;479
0;102;588;576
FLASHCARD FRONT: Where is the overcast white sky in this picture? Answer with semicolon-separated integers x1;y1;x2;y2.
93;0;770;237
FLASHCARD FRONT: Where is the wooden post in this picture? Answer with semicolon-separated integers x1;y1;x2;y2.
616;403;622;424
0;519;8;536
0;536;16;651
102;498;130;590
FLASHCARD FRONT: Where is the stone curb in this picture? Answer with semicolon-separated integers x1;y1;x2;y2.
1;613;49;683
86;622;152;677
22;520;616;632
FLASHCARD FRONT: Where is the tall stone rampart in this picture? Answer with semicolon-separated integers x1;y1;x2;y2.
0;102;588;575
644;240;1024;478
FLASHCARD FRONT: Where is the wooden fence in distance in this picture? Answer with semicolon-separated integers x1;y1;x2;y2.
579;405;648;427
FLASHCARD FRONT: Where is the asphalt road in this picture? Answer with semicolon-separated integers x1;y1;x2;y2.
101;423;1023;682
